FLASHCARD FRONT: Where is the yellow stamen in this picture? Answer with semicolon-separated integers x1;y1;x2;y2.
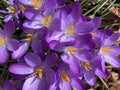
61;73;71;82
67;25;75;34
19;4;26;11
0;37;5;45
67;47;78;55
83;62;92;71
25;34;33;41
32;69;43;79
43;16;52;26
101;47;113;54
8;6;16;13
32;0;41;9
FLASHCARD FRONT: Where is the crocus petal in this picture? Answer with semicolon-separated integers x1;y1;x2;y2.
84;71;96;86
62;54;81;74
42;53;58;68
23;21;42;29
18;0;32;5
49;82;58;90
12;42;29;59
104;33;120;46
71;78;84;90
23;76;40;90
92;17;101;29
60;35;75;42
110;46;120;54
46;31;63;43
45;69;56;84
69;58;81;74
24;52;42;67
7;39;19;51
0;46;8;64
59;81;71;90
95;68;109;78
0;10;8;14
103;54;120;68
31;39;42;54
4;21;15;37
75;22;94;35
23;76;49;90
49;41;65;52
2;80;14;90
76;51;93;61
4;15;13;22
9;64;34;75
56;0;67;6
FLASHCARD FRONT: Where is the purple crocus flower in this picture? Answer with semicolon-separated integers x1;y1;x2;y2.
80;56;109;86
99;33;120;68
50;62;84;90
9;52;58;90
48;39;93;74
12;27;48;59
0;21;19;63
0;80;15;90
46;3;100;43
0;0;26;22
23;2;61;30
18;0;66;10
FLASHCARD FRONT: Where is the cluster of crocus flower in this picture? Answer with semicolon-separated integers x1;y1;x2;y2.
0;0;120;90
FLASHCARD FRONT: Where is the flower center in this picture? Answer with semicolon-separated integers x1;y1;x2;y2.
0;37;5;45
66;25;75;35
25;34;33;41
19;4;26;11
32;69;43;79
83;62;92;71
101;47;113;54
90;32;96;37
61;73;71;82
67;47;78;55
8;6;16;13
43;16;52;26
32;0;42;9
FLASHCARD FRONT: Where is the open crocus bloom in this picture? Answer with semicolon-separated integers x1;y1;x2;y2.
9;52;58;90
0;21;19;63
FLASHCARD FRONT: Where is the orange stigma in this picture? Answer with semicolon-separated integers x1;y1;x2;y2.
101;47;113;54
83;62;92;71
8;6;16;13
32;0;42;9
19;4;26;11
0;37;5;45
25;34;33;41
66;25;75;35
61;72;71;82
43;16;52;26
32;69;43;79
67;47;78;55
